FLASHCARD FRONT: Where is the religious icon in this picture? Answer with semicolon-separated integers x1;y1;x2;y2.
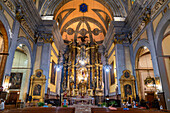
33;84;41;96
144;76;155;87
80;3;88;13
124;84;132;97
36;71;42;77
110;62;115;85
9;73;23;89
124;71;130;78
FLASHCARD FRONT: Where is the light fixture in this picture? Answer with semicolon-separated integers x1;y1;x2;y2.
80;60;85;65
104;55;111;72
105;67;110;72
56;65;61;72
144;46;147;50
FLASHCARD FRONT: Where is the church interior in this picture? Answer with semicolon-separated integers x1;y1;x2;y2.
0;0;170;112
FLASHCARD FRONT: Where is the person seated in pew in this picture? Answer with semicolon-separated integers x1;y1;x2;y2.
0;99;5;111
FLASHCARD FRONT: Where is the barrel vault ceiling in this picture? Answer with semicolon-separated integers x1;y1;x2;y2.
33;0;128;44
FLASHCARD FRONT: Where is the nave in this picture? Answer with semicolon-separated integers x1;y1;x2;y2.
0;0;170;111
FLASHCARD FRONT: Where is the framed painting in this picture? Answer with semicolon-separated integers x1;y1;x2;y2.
124;84;132;97
110;61;115;85
33;84;41;96
9;73;23;89
50;60;56;85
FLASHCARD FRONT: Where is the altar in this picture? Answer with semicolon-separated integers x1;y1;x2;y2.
70;97;94;105
61;41;104;102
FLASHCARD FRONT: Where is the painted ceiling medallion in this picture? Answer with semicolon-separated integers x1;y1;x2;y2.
92;28;101;36
80;3;88;13
66;28;74;35
79;28;87;36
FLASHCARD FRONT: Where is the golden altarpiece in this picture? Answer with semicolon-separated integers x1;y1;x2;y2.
29;69;46;102
61;41;104;97
120;70;136;103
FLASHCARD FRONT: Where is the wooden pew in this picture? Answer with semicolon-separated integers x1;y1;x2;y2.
91;108;170;113
0;107;75;113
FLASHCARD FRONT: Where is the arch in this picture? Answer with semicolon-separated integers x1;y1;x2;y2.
154;10;170;109
10;37;33;102
0;11;12;46
0;11;12;85
133;39;151;60
17;37;33;61
154;10;170;54
61;16;106;36
133;39;156;100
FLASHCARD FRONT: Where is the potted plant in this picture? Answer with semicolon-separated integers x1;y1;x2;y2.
101;102;107;107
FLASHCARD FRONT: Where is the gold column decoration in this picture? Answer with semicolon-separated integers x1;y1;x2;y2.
96;66;99;90
119;70;136;103
67;67;70;96
29;69;46;102
100;65;103;89
88;66;90;88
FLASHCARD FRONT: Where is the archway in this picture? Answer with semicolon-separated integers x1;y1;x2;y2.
5;44;31;104
135;46;156;107
154;10;170;109
161;25;170;90
0;21;8;86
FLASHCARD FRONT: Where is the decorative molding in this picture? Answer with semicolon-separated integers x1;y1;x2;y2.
2;0;16;16
151;0;168;18
21;20;34;39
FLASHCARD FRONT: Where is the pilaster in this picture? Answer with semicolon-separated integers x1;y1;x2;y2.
40;42;51;93
116;44;126;94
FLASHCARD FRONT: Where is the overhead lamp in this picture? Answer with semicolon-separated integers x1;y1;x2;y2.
144;46;147;50
56;65;61;72
105;67;110;72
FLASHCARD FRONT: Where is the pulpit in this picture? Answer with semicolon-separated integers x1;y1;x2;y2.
29;69;46;102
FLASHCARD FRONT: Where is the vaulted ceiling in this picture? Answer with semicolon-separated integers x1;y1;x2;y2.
33;0;128;44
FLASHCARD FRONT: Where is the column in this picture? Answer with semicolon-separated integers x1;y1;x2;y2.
116;44;126;94
40;42;51;93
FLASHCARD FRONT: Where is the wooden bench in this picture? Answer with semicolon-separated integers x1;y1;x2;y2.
0;107;75;113
91;108;170;113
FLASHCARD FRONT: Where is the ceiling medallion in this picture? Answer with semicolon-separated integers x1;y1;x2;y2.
66;28;74;35
92;28;101;36
79;28;87;36
80;3;88;13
